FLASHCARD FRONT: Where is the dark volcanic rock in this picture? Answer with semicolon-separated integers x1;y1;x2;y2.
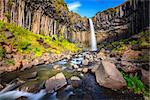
93;0;149;44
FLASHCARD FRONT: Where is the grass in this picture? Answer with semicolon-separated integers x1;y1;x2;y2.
0;20;80;58
121;71;145;94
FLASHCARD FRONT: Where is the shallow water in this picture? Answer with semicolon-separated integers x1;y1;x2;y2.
0;52;144;100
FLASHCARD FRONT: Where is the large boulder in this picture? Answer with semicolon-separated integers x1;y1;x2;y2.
45;73;67;93
95;61;127;89
70;76;82;88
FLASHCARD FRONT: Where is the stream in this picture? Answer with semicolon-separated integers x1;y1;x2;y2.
0;52;143;100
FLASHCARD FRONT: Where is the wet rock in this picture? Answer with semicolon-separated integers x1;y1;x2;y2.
89;57;94;62
66;55;71;60
70;76;82;88
82;59;89;66
91;64;99;73
53;64;61;70
82;68;88;73
141;69;150;86
71;76;81;81
77;68;83;72
20;82;44;93
16;96;28;100
73;64;79;69
0;80;25;94
95;61;127;89
0;84;3;91
97;52;106;60
85;54;90;59
45;73;67;93
19;72;37;79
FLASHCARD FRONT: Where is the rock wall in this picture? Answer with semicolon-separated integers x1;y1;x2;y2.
0;0;90;44
93;0;149;44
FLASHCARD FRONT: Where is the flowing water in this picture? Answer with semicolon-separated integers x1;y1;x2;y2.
89;19;97;51
0;52;143;100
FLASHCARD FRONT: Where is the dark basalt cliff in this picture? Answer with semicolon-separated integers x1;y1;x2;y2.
92;0;149;44
0;0;149;45
0;0;90;44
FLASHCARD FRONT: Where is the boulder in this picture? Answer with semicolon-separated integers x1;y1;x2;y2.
95;61;127;89
82;59;89;66
77;68;83;72
52;64;61;70
91;64;99;73
141;69;150;86
70;76;82;88
97;52;106;60
82;68;88;73
45;73;67;93
73;64;79;69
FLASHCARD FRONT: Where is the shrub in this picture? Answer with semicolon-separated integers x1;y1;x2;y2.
121;72;145;94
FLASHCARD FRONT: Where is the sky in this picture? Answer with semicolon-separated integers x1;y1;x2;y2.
64;0;125;18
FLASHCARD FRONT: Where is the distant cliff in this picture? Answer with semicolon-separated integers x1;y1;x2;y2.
92;0;149;44
0;0;90;44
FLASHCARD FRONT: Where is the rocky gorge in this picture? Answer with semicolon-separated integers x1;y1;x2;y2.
0;0;149;100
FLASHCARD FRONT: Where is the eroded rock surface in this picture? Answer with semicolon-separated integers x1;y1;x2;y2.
95;61;127;89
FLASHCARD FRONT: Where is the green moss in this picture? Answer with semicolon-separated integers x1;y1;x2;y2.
0;20;4;30
4;12;11;19
0;32;6;42
0;46;4;58
8;0;13;9
0;20;79;57
57;0;64;4
5;59;15;65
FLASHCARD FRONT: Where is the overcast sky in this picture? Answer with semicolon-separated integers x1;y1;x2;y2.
64;0;125;18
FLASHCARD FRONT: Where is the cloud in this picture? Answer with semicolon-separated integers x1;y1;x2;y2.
67;2;81;12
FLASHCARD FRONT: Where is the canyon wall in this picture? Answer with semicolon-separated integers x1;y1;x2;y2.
93;0;149;44
0;0;90;44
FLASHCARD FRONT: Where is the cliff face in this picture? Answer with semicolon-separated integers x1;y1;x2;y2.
93;0;149;44
0;0;90;44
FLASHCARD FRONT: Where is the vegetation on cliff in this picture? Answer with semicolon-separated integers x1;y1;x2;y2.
0;20;81;72
98;31;150;62
0;20;79;57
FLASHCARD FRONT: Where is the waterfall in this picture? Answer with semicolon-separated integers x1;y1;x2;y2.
89;19;97;51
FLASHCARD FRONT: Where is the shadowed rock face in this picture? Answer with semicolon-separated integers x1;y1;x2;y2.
92;0;149;44
0;0;90;44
